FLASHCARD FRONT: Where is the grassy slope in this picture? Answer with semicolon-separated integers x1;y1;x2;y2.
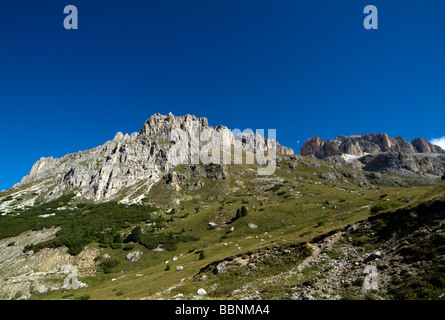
0;156;435;300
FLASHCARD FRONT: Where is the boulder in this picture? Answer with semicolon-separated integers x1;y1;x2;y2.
365;251;382;262
197;288;207;296
214;262;227;275
318;172;340;181
125;251;142;262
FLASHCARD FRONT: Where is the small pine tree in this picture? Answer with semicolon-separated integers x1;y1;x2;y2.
165;263;170;271
199;250;205;260
113;233;122;244
236;208;242;219
132;226;142;243
241;206;248;217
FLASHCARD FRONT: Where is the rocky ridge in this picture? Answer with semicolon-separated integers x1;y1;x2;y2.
300;133;445;178
300;133;444;159
11;113;293;206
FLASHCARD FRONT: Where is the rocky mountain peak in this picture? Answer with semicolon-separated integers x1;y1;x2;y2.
300;133;444;159
139;113;209;140
12;113;293;205
411;137;442;153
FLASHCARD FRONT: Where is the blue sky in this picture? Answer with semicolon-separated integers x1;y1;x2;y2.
1;0;445;190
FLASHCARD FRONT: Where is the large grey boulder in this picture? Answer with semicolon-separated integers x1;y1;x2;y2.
125;251;142;262
214;262;227;275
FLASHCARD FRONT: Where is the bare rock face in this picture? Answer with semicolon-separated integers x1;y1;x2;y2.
0;228;99;300
301;133;444;159
411;138;444;154
299;136;331;159
13;113;293;204
300;133;445;178
363;153;445;176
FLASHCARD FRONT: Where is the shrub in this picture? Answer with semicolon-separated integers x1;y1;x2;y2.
110;243;122;249
0;195;155;254
131;226;142;243
138;234;159;249
241;206;248;217
267;184;283;192
199;250;206;260
100;258;121;274
299;230;312;237
370;200;403;214
165;264;170;271
163;241;177;251
113;233;123;244
123;244;134;251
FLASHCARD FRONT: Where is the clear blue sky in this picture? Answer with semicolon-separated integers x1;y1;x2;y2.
1;0;445;190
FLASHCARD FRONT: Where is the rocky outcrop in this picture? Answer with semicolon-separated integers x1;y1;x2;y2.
300;133;444;159
13;113;293;204
300;133;445;178
362;152;445;176
0;228;99;300
125;251;143;262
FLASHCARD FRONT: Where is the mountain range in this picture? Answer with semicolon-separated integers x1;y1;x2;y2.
0;114;445;301
301;133;445;178
12;113;292;206
300;133;444;158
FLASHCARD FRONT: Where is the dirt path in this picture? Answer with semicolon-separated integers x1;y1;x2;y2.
295;231;342;273
234;230;345;297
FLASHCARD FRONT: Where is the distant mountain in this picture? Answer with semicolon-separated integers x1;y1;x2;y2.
300;133;444;159
300;133;445;177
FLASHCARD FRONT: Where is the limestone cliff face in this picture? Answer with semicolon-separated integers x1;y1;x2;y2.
300;133;444;159
363;153;445;176
300;133;445;177
15;113;293;203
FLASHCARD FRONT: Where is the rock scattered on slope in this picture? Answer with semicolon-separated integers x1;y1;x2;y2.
125;251;143;262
